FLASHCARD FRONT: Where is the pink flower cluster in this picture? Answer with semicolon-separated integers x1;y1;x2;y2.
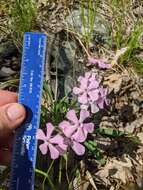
73;72;109;113
36;109;94;159
88;57;112;69
36;123;67;159
37;71;110;160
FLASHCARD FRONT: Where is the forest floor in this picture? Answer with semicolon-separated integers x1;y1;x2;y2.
0;1;143;190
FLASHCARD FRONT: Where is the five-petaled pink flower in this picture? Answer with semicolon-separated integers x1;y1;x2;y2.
59;109;94;155
36;123;67;159
90;86;109;113
73;72;100;104
73;72;109;113
88;57;112;69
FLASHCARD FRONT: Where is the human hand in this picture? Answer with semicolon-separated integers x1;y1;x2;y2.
0;90;26;165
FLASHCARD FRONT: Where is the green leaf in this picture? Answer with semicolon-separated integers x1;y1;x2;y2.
96;128;124;137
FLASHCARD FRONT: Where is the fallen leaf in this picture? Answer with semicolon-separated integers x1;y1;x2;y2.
104;73;122;93
96;155;134;184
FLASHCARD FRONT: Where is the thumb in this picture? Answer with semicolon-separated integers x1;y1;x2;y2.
0;103;26;136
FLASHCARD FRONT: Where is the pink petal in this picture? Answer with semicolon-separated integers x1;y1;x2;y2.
98;61;112;69
66;110;79;125
80;104;89;110
89;74;102;84
79;109;90;122
79;77;88;90
36;129;46;140
97;98;104;109
55;145;67;155
59;120;77;137
58;143;68;151
73;87;83;95
88;80;99;90
99;87;107;97
89;72;96;82
91;103;99;113
85;72;92;79
104;88;108;96
39;142;48;155
83;123;94;133
50;134;64;145
72;127;87;142
46;123;54;139
88;89;99;101
88;57;98;65
78;92;88;104
105;64;112;69
50;134;68;151
48;144;59;159
71;141;85;155
88;57;111;69
99;87;104;97
59;120;70;130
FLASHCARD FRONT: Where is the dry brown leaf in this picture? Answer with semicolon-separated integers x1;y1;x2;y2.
86;170;98;190
96;155;134;184
104;73;122;93
111;47;128;66
137;132;143;144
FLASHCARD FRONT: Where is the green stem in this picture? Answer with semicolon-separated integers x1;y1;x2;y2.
35;167;56;190
42;160;55;190
58;157;62;183
35;169;47;178
45;174;56;190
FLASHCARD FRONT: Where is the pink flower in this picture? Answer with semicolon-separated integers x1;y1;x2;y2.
59;109;94;155
73;72;100;105
69;138;86;156
73;72;109;113
90;87;109;113
97;87;109;108
88;57;112;69
36;123;67;159
60;109;94;142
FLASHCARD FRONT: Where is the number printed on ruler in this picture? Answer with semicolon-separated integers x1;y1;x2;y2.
10;32;47;190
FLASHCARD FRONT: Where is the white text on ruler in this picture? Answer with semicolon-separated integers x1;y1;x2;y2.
29;70;34;94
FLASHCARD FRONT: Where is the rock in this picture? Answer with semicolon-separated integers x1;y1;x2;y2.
0;41;18;59
58;40;76;71
0;66;15;78
66;10;110;44
50;37;75;71
50;35;84;96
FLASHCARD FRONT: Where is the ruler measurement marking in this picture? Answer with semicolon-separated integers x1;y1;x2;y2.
16;178;20;190
10;32;47;190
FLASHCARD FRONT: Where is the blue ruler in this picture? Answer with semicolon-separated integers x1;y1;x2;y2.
10;32;47;190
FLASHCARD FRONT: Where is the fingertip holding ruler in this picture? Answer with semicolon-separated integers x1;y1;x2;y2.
10;32;47;190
